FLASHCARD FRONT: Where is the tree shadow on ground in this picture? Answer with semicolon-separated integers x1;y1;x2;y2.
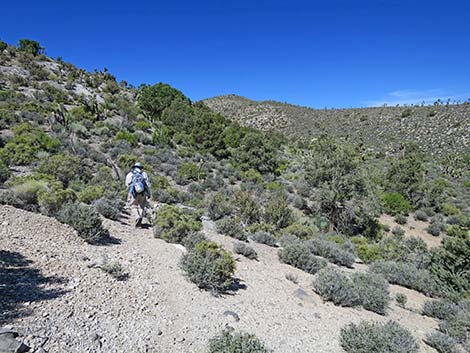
0;250;66;325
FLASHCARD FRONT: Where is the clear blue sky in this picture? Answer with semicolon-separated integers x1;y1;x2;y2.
2;0;470;108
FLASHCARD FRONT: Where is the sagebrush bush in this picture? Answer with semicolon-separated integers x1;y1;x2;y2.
207;191;232;220
438;302;470;343
391;226;405;237
279;242;327;274
427;222;443;236
424;331;459;353
414;210;429;221
100;261;129;281
57;202;109;244
250;231;277;247
94;197;123;220
0;160;10;183
394;214;407;225
180;241;235;293
395;293;407;307
233;242;258;260
340;320;419;353
12;179;49;209
352;272;390;314
153;205;202;244
306;237;355;268
216;216;247;241
421;300;459;320
208;330;270;353
182;232;207;250
313;268;360;307
264;193;294;229
369;260;438;296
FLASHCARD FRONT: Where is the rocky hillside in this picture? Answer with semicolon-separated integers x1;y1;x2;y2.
1;40;469;353
0;205;442;353
203;95;470;160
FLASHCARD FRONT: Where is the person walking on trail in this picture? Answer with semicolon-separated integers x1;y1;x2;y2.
125;162;151;227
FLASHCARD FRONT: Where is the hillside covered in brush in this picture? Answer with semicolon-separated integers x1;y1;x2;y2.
1;39;470;353
204;95;470;175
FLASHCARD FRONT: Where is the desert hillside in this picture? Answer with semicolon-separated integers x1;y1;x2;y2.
203;95;470;166
0;40;469;353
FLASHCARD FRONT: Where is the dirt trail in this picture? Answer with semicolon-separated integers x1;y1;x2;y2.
0;205;439;353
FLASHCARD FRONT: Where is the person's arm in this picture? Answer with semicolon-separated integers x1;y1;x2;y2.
125;173;132;187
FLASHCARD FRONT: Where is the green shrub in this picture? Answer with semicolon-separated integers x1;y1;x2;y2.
264;193;294;229
424;332;459;353
369;260;438;296
36;154;83;187
395;293;407;307
234;190;261;225
12;179;49;208
429;237;470;296
340;320;419;353
446;225;469;239
281;223;315;239
381;192;412;215
0;160;10;183
216;216;247;241
279;242;327;274
208;330;270;353
57;202;109;244
37;184;76;216
249;231;277;247
352;272;390;314
313;268;361;307
177;161;205;184
0;41;7;51
233;242;258;260
240;169;263;184
442;203;460;216
77;185;105;204
137;83;190;119
18;39;43;56
0;123;60;165
115;130;138;146
153;205;202;244
180;241;235;293
351;237;383;264
208;191;232;220
307;237;356;268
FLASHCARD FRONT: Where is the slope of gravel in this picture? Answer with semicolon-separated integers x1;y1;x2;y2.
0;205;439;353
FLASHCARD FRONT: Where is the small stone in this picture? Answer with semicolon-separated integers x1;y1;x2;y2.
223;310;240;322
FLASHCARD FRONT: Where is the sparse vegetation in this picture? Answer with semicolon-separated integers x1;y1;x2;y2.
208;330;270;353
57;202;109;244
340;320;419;353
233;242;258;260
180;241;236;294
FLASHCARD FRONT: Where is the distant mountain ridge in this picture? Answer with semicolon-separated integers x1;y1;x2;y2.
203;94;470;160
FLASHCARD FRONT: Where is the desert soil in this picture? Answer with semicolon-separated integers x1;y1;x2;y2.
1;205;439;353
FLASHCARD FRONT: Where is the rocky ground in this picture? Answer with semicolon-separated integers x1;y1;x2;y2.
1;205;440;353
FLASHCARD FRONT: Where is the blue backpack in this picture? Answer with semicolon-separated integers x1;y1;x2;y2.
130;169;147;198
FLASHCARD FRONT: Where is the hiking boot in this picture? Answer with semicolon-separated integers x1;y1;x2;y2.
135;218;143;228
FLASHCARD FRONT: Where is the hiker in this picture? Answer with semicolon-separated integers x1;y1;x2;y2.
125;162;151;227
